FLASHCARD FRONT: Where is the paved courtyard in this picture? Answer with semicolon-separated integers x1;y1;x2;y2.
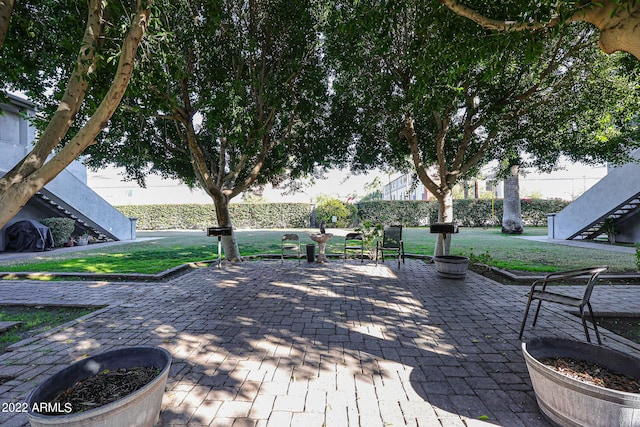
0;259;639;426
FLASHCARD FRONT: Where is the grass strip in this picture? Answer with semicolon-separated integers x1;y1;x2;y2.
0;305;96;354
0;227;635;275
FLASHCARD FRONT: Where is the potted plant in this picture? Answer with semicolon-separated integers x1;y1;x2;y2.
75;234;89;246
40;217;76;248
354;221;383;260
26;346;171;427
522;337;640;427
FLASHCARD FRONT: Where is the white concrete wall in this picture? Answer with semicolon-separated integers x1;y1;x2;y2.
0;95;34;167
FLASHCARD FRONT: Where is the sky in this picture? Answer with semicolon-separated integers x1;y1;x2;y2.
87;166;387;205
87;159;608;206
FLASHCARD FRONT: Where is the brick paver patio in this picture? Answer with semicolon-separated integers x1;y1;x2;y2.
0;259;638;426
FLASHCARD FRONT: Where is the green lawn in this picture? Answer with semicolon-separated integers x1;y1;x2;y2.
0;305;96;354
0;227;636;274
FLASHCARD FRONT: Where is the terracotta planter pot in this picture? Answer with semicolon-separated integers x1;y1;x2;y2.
522;337;640;427
433;255;469;279
26;346;171;427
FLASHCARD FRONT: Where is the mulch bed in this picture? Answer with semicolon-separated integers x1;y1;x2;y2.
40;367;160;415
539;357;640;394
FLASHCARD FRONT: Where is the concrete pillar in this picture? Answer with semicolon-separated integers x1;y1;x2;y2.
546;213;556;239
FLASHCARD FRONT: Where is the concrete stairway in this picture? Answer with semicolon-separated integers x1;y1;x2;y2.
548;159;640;241
0;93;135;247
38;167;137;241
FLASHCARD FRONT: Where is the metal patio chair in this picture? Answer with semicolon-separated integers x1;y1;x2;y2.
518;266;608;344
344;232;364;263
281;234;301;264
375;225;405;268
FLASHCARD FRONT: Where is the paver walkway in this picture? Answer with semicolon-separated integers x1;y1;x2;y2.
0;259;638;427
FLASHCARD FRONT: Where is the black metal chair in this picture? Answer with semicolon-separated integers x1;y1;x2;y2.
344;232;364;263
519;266;608;344
375;225;405;268
281;234;300;264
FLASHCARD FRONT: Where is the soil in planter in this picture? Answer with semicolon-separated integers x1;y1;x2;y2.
37;366;160;415
539;356;640;394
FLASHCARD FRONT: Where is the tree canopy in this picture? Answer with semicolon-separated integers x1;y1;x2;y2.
1;0;637;252
85;0;332;260
326;0;639;254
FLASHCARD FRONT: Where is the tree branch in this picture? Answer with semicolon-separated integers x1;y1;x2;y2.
38;1;152;181
0;0;104;193
0;1;152;229
438;0;563;31
458;128;498;178
405;115;442;198
439;0;640;59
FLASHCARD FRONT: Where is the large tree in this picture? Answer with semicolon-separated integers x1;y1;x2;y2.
439;1;640;60
440;1;640;237
327;1;639;256
86;0;330;261
0;0;152;230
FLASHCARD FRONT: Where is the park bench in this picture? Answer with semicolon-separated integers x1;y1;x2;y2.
518;265;609;344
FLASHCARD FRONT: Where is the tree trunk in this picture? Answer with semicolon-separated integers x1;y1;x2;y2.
580;1;640;59
502;164;524;234
212;192;242;262
434;190;454;256
463;180;470;199
0;0;14;48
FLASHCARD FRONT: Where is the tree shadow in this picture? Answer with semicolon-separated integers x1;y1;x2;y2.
0;260;559;426
148;260;549;426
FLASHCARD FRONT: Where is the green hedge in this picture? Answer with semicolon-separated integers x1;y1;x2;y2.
520;198;570;226
357;199;568;227
116;203;313;230
445;199;500;227
356;200;434;226
117;199;569;230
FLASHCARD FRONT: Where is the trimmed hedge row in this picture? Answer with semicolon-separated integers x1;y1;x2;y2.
116;203;313;230
356;200;434;226
358;199;568;227
439;199;568;227
116;199;569;230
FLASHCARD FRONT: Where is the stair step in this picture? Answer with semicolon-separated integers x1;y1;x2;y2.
572;190;640;240
32;191;116;242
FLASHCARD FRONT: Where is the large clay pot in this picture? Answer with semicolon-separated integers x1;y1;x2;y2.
433;255;469;279
26;346;171;427
522;337;640;427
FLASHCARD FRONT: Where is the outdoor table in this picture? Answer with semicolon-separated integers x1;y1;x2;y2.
207;226;233;269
